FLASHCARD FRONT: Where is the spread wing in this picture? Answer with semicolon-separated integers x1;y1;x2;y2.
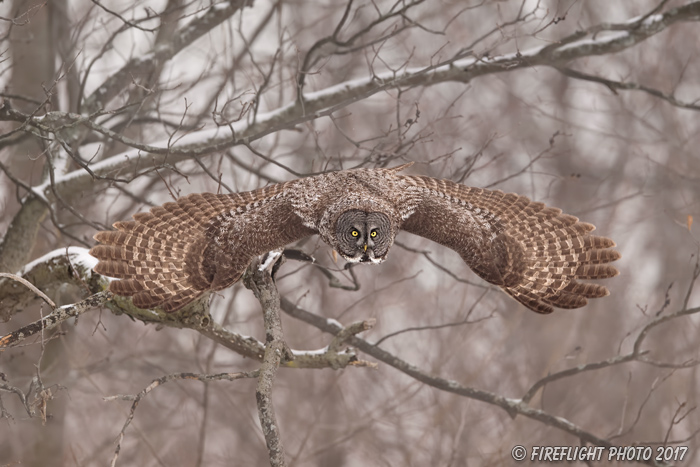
398;175;620;314
90;181;316;312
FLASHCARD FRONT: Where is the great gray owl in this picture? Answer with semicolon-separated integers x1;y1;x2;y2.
90;163;620;314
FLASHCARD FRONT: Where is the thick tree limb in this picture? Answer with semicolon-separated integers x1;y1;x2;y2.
0;248;365;371
244;257;289;467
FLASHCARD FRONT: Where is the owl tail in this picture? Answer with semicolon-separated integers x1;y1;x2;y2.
500;210;621;314
90;194;226;312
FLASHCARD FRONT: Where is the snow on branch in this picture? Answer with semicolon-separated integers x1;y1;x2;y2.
0;248;370;372
17;246;97;277
19;1;700;206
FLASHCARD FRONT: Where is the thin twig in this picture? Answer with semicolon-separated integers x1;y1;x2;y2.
107;371;258;467
0;273;57;309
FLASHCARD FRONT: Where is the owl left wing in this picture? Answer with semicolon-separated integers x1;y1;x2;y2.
90;181;316;312
397;175;620;314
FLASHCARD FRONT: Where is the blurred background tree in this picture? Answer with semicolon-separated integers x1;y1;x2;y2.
1;1;699;465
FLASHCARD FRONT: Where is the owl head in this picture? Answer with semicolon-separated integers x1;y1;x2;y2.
334;210;395;264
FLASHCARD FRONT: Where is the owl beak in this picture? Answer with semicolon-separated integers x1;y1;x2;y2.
332;250;338;263
363;244;368;252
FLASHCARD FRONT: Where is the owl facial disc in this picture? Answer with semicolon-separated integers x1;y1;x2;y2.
335;210;393;264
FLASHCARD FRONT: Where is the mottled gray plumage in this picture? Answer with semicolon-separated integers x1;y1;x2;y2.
90;163;620;313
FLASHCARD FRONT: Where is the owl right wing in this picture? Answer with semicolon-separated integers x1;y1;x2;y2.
90;181;316;312
397;175;620;314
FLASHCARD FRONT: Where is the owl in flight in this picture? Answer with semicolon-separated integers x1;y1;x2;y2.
90;163;620;314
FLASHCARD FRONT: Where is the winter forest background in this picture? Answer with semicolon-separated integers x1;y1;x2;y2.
1;1;700;466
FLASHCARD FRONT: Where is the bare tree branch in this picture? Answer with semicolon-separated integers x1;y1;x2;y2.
244;255;289;467
106;370;258;467
279;296;689;467
2;1;700;463
556;67;700;112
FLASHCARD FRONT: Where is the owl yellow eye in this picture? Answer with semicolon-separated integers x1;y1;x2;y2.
370;230;378;238
351;230;360;237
